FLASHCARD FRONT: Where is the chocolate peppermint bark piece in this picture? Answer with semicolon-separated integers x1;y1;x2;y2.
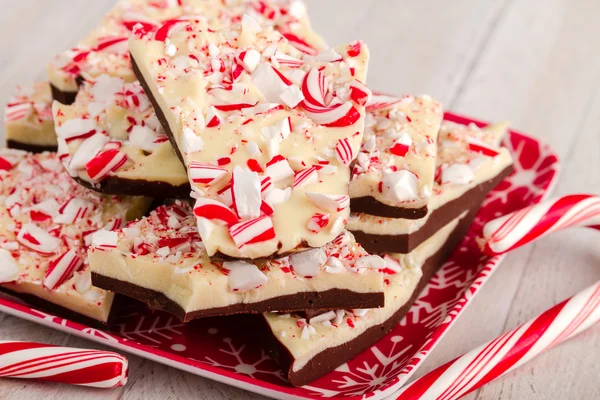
52;74;190;198
349;120;514;254
48;0;325;104
255;210;474;386
350;94;443;219
0;150;151;323
4;82;58;152
130;18;371;259
89;202;384;322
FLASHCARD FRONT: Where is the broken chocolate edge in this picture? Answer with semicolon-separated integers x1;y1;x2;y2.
0;286;126;330
6;140;58;154
73;176;191;199
350;197;428;219
350;164;514;254
131;55;187;166
252;205;480;387
91;272;385;323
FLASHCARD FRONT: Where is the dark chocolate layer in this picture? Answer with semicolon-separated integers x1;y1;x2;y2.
50;76;84;105
351;165;514;254
0;286;124;329
91;272;384;323
256;205;479;387
6;140;58;154
73;176;191;199
350;197;427;219
132;56;186;165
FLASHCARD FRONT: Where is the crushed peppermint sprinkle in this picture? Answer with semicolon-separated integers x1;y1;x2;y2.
0;150;142;299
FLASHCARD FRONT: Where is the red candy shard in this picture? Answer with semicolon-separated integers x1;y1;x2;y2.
194;198;239;226
307;213;331;233
44;249;83;290
293;166;319;189
189;162;228;185
335;137;355;166
85;149;128;181
229;215;276;248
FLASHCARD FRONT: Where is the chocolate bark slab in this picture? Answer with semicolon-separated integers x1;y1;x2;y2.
129;24;369;260
0;287;122;329
254;206;478;387
351;165;513;254
6;140;57;153
91;273;383;323
89;203;386;322
350;197;427;219
73;176;191;199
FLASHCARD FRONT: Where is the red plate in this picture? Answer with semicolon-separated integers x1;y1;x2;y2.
0;113;559;399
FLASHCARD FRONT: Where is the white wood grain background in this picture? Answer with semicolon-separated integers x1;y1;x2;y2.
0;0;599;399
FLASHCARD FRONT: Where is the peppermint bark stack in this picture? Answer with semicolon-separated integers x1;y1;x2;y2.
254;115;515;385
348;119;514;254
90;13;392;316
0;0;519;388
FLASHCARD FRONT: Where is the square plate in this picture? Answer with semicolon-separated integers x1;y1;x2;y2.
0;113;559;399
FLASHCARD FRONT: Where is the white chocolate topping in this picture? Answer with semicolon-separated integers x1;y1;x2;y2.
88;202;384;314
0;150;150;322
47;0;326;94
4;82;57;147
348;120;513;236
350;94;443;209
263;214;463;372
130;18;370;259
52;75;188;187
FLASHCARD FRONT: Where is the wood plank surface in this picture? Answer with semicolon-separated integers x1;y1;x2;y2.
0;0;598;398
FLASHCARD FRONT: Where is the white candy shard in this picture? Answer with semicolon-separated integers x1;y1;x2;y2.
289;248;327;277
225;260;268;292
305;192;350;212
69;133;109;170
265;155;294;182
129;125;159;152
91;230;118;250
382;170;420;202
441;164;475;185
16;224;60;255
354;255;387;270
231;166;262;219
182;127;205;154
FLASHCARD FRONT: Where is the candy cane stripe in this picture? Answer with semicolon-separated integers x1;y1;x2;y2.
396;282;600;400
0;342;127;388
482;195;600;255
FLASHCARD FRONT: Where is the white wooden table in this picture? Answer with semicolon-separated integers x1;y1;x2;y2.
0;0;599;398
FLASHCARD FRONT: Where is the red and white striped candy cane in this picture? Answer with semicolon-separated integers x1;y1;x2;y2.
482;194;600;256
0;341;128;388
396;281;600;400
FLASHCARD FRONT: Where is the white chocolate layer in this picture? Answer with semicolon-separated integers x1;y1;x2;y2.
263;214;463;372
4;82;57;147
0;150;150;322
52;76;188;187
350;94;443;209
130;18;370;259
348;121;513;236
89;202;384;315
